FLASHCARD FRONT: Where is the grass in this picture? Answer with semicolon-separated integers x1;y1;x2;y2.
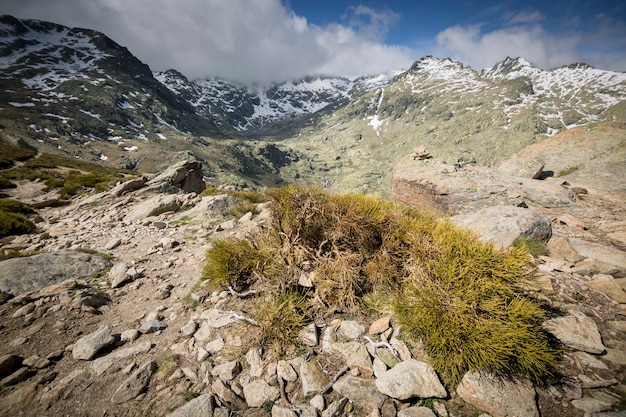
155;353;180;378
0;143;36;169
0;199;36;238
200;185;559;383
513;236;548;257
556;165;579;177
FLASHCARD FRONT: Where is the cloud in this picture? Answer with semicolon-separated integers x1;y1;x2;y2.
1;0;413;85
435;12;626;72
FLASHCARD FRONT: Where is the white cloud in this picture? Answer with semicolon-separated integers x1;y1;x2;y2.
2;0;414;85
435;7;626;72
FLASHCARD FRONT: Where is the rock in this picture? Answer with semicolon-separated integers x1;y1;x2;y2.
450;206;552;249
300;323;318;347
140;320;167;334
497;156;545;179
543;311;606;354
397;407;437;417
0;367;31;386
604;340;626;365
381;398;397;417
246;347;264;378
124;194;182;223
40;369;87;405
201;308;239;328
205;336;225;354
332;341;372;370
586;275;626;303
322;397;348;417
146;160;206;194
181;320;199;337
300;359;330;396
272;405;297;417
242;379;279;408
193;321;214;343
332;375;386;413
310;394;325;411
0;250;110;295
23;355;51;369
109;262;130;288
211;360;240;381
110;177;147;197
456;371;539;417
72;325;116;360
166;393;214;417
105;237;122;250
568;238;626;276
12;302;35;317
0;381;38;417
391;158;576;215
368;316;391;335
338;320;366;340
120;329;140;342
375;359;446;400
111;360;157;404
211;379;247;410
277;360;298;382
571;392;619;413
546;236;584;263
0;355;22;378
558;213;586;230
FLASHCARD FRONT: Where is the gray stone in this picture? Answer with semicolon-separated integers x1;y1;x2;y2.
300;323;318;347
332;341;372;370
90;341;153;376
105;238;122;250
571;393;619;414
368;316;391;335
332;375;386;413
110;178;147;197
246;347;264;378
39;369;87;405
12;302;35;317
193;321;214;342
124;194;182;223
140;320;168;334
322;397;348;417
120;329;140;343
211;379;247;410
338;320;366;340
543;311;605;354
201;308;239;328
111;360;156;404
166;393;214;417
242;379;279;408
300;359;330;396
451;206;552;249
456;371;538;417
569;238;626;276
277;360;298;382
109;262;130;288
205;336;225;354
146;160;206;194
397;407;437;417
0;367;30;386
310;394;325;410
180;320;199;337
272;405;297;417
23;355;51;369
0;250;110;295
211;360;240;381
72;325;116;360
375;359;446;400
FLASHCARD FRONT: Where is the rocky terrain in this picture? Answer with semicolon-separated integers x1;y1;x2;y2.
0;123;625;417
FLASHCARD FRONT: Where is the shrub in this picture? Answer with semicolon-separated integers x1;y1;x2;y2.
0;143;36;169
0;178;16;189
394;221;558;386
513;236;548;257
0;199;35;215
201;185;559;379
0;211;35;237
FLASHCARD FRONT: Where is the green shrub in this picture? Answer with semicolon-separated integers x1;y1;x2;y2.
0;178;16;189
0;199;35;215
201;185;559;379
394;221;558;386
513;236;548;257
556;165;579;177
0;143;36;169
0;211;35;237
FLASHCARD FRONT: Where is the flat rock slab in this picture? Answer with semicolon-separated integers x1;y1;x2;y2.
111;360;156;404
543;311;606;354
72;325;116;360
451;205;552;249
166;393;214;417
0;250;110;295
375;359;446;400
456;371;539;417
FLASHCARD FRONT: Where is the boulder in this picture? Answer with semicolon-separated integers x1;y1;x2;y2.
242;379;279;408
110;360;157;404
332;375;386;413
72;325;116;360
123;194;182;223
0;250;110;295
375;359;446;400
450;206;552;249
391;158;576;214
543;311;605;354
166;394;214;417
300;359;330;396
456;371;539;417
110;177;147;197
146;160;206;193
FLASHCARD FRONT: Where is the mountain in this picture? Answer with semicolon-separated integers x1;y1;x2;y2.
154;70;397;138
277;56;626;196
1;16;625;194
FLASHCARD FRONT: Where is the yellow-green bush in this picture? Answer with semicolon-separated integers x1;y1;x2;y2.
201;185;558;381
0;199;36;238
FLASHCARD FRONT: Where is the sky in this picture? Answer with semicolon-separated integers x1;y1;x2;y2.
2;0;625;85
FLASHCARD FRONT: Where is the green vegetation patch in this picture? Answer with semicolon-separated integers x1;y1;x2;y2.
0;143;36;169
0;199;36;238
201;185;558;383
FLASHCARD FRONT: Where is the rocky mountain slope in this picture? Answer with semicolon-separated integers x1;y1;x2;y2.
0;127;625;416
